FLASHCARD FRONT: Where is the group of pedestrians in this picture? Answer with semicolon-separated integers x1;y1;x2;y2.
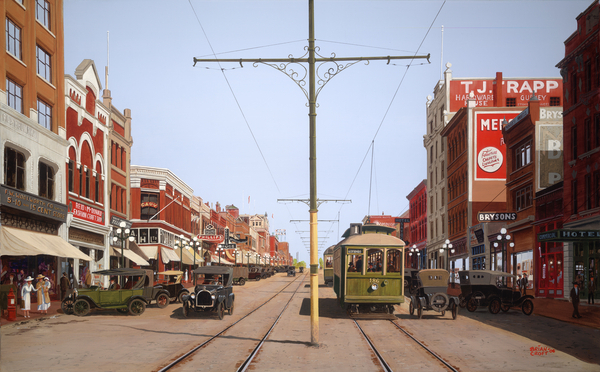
19;274;52;318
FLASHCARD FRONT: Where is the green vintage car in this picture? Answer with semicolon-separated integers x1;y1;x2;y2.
69;268;168;316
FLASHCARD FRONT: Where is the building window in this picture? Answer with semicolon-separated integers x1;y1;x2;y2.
85;168;90;199
515;185;533;212
37;99;52;130
141;192;159;220
586;60;592;92
571;72;577;104
585;174;592;210
36;0;50;29
95;173;100;203
595;171;600;209
36;45;51;83
6;78;23;113
68;160;74;192
4;147;26;191
595;114;600;149
506;98;516;107
6;18;22;60
79;166;83;195
585;118;592;153
440;105;445;124
572;125;578;160
572;179;578;215
515;142;532;170
550;97;561;107
38;162;54;200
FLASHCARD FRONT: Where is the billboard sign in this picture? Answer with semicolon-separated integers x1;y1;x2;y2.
474;111;521;180
450;79;562;112
536;109;563;191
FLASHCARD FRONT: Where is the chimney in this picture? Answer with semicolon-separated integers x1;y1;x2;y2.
493;72;503;107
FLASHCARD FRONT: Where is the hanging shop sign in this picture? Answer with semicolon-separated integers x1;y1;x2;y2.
538;229;600;242
196;234;223;243
110;215;132;229
477;212;517;222
71;201;104;225
0;184;67;223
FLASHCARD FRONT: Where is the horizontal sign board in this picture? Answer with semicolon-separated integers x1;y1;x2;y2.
477;212;517;222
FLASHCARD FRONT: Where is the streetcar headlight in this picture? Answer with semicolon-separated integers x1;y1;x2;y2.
371;283;379;291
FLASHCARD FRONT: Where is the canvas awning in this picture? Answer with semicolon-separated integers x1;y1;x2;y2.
161;247;180;264
175;247;204;265
129;241;150;261
0;226;91;261
111;247;150;266
139;245;159;260
210;254;233;265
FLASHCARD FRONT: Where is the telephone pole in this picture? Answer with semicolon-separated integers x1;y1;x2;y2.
193;0;429;346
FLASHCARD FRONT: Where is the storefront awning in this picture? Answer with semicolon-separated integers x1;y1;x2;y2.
139;245;159;260
129;241;150;261
161;247;180;264
210;254;233;265
111;247;150;266
0;226;91;261
175;247;204;265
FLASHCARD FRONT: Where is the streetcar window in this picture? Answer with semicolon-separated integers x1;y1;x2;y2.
367;249;383;272
325;257;332;268
386;249;401;274
347;254;362;273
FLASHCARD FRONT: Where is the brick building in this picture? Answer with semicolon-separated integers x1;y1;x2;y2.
407;180;427;269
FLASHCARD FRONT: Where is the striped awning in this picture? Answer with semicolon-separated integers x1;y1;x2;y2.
161;247;180;264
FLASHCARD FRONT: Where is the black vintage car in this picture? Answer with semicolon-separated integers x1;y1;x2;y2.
287;266;296;277
409;269;459;320
182;267;234;320
248;266;262;281
458;270;534;315
156;270;189;303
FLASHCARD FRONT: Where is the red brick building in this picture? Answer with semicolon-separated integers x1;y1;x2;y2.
553;1;600;300
503;97;564;296
407;180;427;269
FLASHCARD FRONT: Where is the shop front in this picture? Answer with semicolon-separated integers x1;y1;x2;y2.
538;229;600;300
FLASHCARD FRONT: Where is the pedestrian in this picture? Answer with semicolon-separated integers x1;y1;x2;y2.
60;272;70;301
85;268;92;288
185;269;188;283
570;281;582;319
36;275;51;314
516;275;521;292
21;276;34;318
589;277;596;305
521;274;528;296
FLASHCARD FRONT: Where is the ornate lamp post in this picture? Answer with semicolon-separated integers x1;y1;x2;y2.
234;248;239;265
246;252;251;268
494;228;514;284
174;234;187;271
216;246;223;265
409;244;417;269
112;221;134;287
441;239;453;271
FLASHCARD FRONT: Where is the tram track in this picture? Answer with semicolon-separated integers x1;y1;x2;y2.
156;273;307;372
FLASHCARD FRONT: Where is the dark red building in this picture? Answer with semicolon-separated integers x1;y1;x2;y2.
407;180;427;269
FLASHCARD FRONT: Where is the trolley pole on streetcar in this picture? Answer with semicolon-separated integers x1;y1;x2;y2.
193;0;429;346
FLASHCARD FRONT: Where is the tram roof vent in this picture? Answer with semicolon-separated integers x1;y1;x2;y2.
349;223;362;236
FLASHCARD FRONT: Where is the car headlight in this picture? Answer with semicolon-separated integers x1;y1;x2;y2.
371;283;379;291
190;294;195;299
211;295;216;300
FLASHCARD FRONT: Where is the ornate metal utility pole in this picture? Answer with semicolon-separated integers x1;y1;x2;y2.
193;0;429;346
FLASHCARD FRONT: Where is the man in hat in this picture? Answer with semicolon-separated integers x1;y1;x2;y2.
570;281;582;318
108;278;120;290
60;272;70;301
589;276;596;305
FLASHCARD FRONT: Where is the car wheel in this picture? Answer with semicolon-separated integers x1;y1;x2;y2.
466;298;478;312
441;310;446;316
452;303;458;320
459;296;467;308
156;293;170;309
178;291;188;303
217;302;225;320
431;293;449;312
489;298;501;314
522;299;534;316
61;298;74;315
501;303;511;313
228;301;234;316
73;299;90;317
256;276;260;281
239;278;246;286
409;300;415;316
182;303;190;318
129;299;146;316
417;302;423;319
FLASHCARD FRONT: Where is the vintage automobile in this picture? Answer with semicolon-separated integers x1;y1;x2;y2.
232;266;249;286
458;270;534;315
248;266;262;281
156;270;189;303
403;268;420;296
287;266;296;277
299;266;305;274
66;268;170;316
408;269;459;320
182;266;234;320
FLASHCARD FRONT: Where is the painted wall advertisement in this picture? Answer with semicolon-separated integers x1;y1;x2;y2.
536;109;563;191
71;201;104;225
450;79;562;112
474;111;521;180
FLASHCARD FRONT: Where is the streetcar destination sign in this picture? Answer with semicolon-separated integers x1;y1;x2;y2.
477;212;517;222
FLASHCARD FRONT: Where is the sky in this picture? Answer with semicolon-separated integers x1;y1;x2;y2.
64;0;588;264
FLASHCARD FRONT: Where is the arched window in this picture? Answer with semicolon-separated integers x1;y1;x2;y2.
5;147;26;190
39;161;54;199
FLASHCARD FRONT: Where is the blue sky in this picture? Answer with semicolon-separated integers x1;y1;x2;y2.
64;0;588;264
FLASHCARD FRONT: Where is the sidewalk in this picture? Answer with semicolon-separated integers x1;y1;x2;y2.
0;299;63;327
447;284;600;329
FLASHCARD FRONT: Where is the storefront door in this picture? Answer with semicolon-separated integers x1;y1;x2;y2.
540;252;563;298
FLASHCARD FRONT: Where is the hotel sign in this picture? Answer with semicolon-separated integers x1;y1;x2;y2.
538;229;600;242
0;184;67;223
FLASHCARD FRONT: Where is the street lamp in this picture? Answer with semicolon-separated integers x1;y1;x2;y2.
246;252;251;268
409;244;418;269
111;221;134;286
234;248;239;265
441;239;453;271
494;228;514;277
174;234;187;271
216;246;223;265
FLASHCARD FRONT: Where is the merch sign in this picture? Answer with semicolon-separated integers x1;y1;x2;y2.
477;212;517;222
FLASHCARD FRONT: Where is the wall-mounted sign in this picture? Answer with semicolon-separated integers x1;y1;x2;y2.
0;184;67;223
197;234;223;243
72;201;104;225
474;111;521;180
110;215;132;229
477;212;517;222
141;201;158;209
538;229;600;242
536;123;563;190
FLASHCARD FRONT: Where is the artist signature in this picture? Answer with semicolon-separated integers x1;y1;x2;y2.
530;345;556;356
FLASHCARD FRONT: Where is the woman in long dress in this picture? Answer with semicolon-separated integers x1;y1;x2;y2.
21;277;34;318
36;275;51;314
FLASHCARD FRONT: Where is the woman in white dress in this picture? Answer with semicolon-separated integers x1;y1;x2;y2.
21;276;34;318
